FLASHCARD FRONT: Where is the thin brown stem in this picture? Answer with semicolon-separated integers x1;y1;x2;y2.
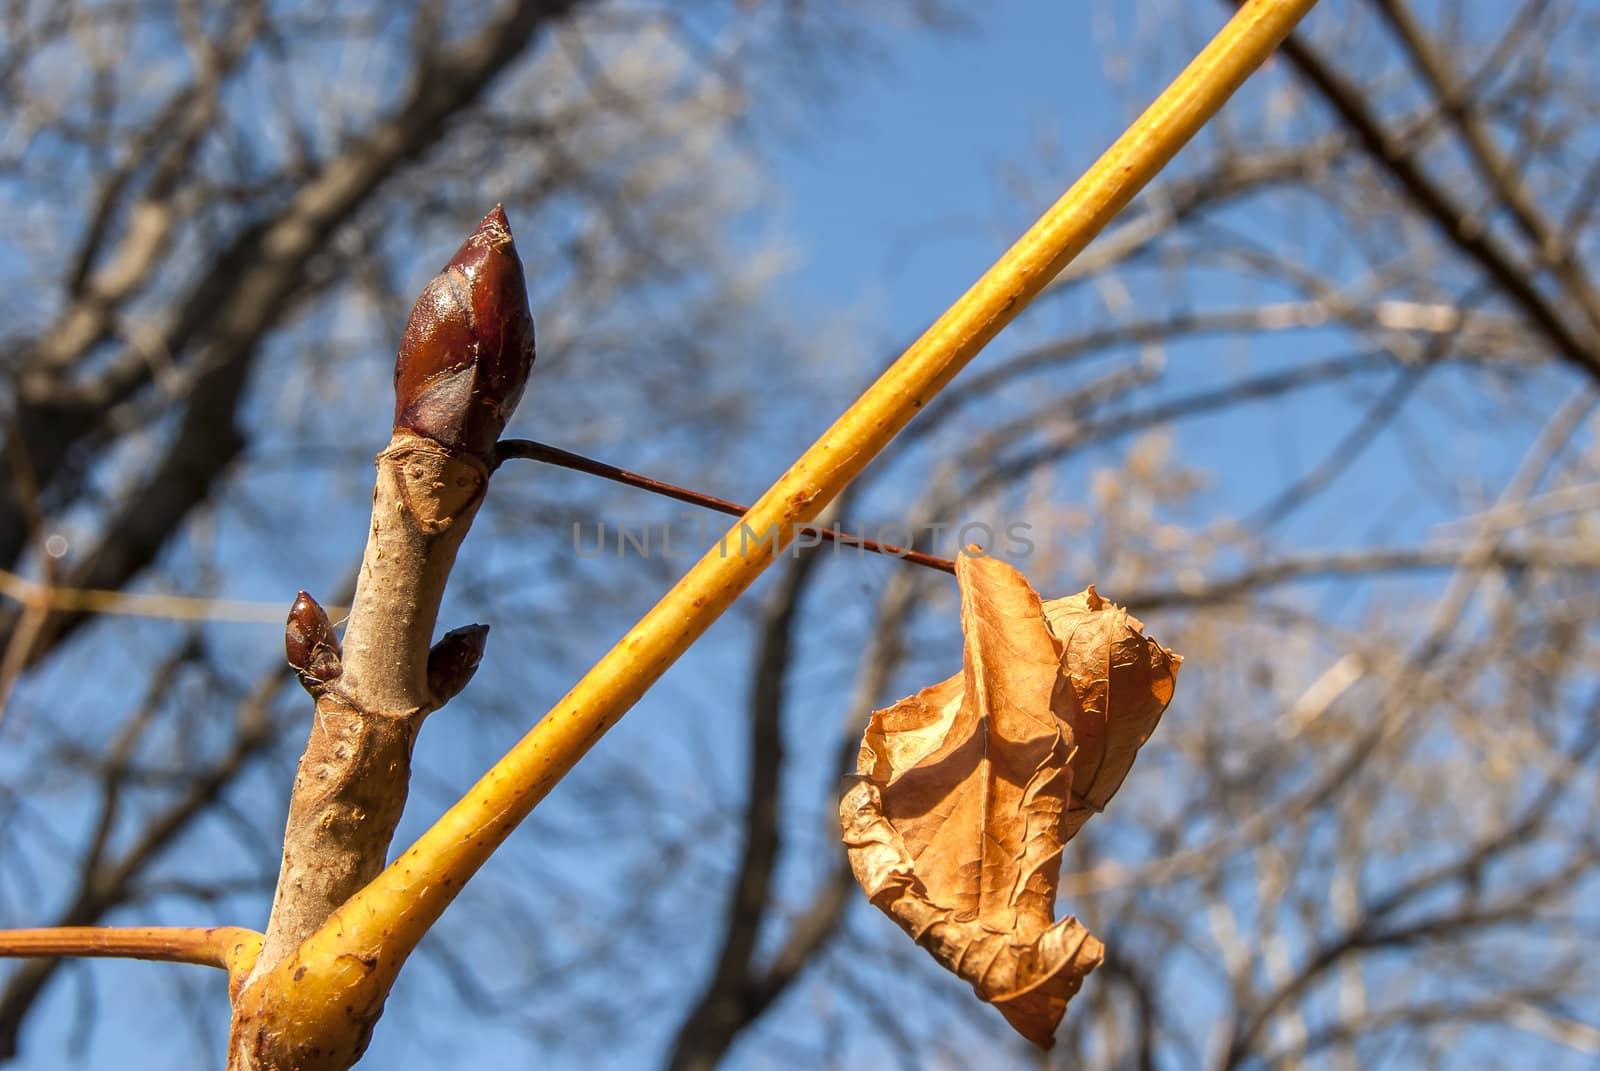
493;438;957;575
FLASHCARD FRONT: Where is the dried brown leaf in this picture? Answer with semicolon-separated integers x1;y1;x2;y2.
1044;586;1181;841
840;554;1180;1047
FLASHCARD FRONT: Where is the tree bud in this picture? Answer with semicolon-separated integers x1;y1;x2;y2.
427;623;490;707
286;590;342;690
394;205;535;459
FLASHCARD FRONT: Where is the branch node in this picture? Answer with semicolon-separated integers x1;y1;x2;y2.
386;438;488;534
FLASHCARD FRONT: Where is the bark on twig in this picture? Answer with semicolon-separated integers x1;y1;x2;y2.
247;436;491;976
228;206;533;1071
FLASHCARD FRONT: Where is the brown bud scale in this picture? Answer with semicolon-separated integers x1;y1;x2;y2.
394;205;535;459
286;590;343;689
427;623;490;707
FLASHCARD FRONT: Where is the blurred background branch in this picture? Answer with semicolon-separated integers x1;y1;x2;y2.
2;0;1599;1068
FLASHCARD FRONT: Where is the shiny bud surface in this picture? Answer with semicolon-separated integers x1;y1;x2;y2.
427;623;490;706
393;205;535;459
286;590;342;688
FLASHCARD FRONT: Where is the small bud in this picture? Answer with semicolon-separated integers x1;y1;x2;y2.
286;591;342;691
427;623;490;707
394;205;536;459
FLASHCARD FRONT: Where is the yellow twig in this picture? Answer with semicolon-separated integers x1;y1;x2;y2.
0;926;262;996
241;0;1320;1041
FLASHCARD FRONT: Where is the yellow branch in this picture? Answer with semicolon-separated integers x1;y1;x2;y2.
0;926;262;996
237;0;1320;1048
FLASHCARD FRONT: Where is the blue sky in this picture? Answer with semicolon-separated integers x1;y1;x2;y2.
9;6;1152;1066
8;6;1376;1066
768;3;1125;336
11;2;1590;1067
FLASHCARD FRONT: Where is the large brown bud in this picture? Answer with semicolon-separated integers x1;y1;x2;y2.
393;205;535;459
